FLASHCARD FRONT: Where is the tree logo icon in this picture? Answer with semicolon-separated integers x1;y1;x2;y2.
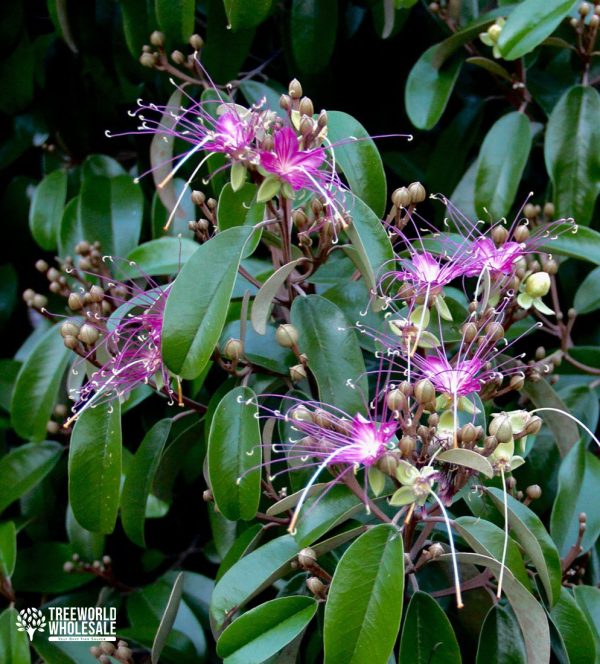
16;607;47;641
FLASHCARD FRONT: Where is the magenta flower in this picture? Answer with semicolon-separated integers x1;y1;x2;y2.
462;238;524;277
65;276;175;426
259;127;326;191
414;355;484;398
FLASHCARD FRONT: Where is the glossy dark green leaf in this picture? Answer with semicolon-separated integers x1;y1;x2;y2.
224;0;272;30
324;525;404;664
78;172;143;258
343;196;394;294
438;448;494;478
11;324;71;441
122;419;172;547
291;295;367;415
405;46;462;130
487;487;562;606
0;521;16;578
0;608;30;664
208;386;261;521
573;585;600;660
0;441;62;514
520;378;579;456
550;587;597;664
545;85;600;226
155;0;195;44
239;80;285;112
475;112;532;219
327;112;387;217
550;440;600;558
217;596;317;664
397;591;461;664
28;169;67;251
162;226;255;379
216;524;263;582
152;177;194;239
58;197;81;257
454;516;530;589
12;542;92;592
291;0;338;74
122;238;199;278
574;266;600;313
476;605;527;664
210;535;299;630
69;401;122;534
497;0;577;60
437;552;550;664
65;504;104;561
152;572;184;664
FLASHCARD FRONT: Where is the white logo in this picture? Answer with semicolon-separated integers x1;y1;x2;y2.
16;608;47;641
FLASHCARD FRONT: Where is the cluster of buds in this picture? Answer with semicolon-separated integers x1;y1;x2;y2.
570;2;600;31
188;190;217;241
90;639;133;664
139;30;205;72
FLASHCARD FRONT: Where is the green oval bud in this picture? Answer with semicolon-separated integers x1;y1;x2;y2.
525;272;551;298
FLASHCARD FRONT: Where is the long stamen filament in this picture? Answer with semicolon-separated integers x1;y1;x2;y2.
497;466;509;599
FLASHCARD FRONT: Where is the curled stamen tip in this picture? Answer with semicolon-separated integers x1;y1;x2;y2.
407;134;414;142
235;477;242;486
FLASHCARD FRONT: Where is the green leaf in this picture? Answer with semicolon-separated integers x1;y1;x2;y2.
120;0;156;57
437;448;494;478
291;0;338;74
327;112;387;217
324;525;404;664
475;112;532;219
574;266;600;313
11;324;71;441
0;521;16;578
162;226;255;379
476;605;527;664
550;440;600;558
397;591;461;664
573;586;600;661
58;197;81;257
251;258;307;334
291;295;367;415
65;504;105;561
152;572;184;664
78;171;143;258
550;587;597;664
155;0;195;44
436;552;550;664
454;516;530;589
123;238;200;278
405;46;462;130
497;0;577;60
487;487;562;606
152;177;195;239
217;183;265;234
466;56;513;81
217;596;317;663
208;386;261;521
545;85;600;226
239;79;285;112
28;169;67;251
0;608;30;664
210;535;300;630
540;223;600;265
224;0;272;30
12;542;92;592
122;419;173;547
343;196;394;293
0;441;62;514
69;401;122;534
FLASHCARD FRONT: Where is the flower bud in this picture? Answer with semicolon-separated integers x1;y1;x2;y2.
299;96;314;117
288;79;303;99
590;13;599;26
54;403;68;417
543;202;555;218
317;110;328;127
191;190;205;206
386;388;406;412
35;259;49;272
189;33;204;50
377;453;398;475
306;576;326;596
462;322;478;343
22;288;35;304
391;187;411;208
399;435;416;458
78;324;100;345
60;321;80;338
171;50;185;64
513;224;530;243
49;282;61;294
298;547;317;567
414;379;435;404
115;646;133;660
408;181;426;204
428;542;445;558
47;420;59;434
292;209;308;229
524;203;537;219
63;561;75;572
32;294;48;309
579;1;591;15
139;52;156;67
487;23;502;41
526;484;542;500
149;31;165;47
279;94;291;111
461;422;478;444
492;225;509;244
525;272;551;298
509;374;525;391
290;364;307;382
489;413;513;443
524;415;542;435
291;405;312;422
275;323;299;348
63;335;78;349
90;646;101;657
485;321;505;342
222;338;244;361
89;285;104;303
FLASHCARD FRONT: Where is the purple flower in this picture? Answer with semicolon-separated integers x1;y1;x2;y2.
65;275;175;427
462;238;524;277
415;355;484;398
259;127;326;191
